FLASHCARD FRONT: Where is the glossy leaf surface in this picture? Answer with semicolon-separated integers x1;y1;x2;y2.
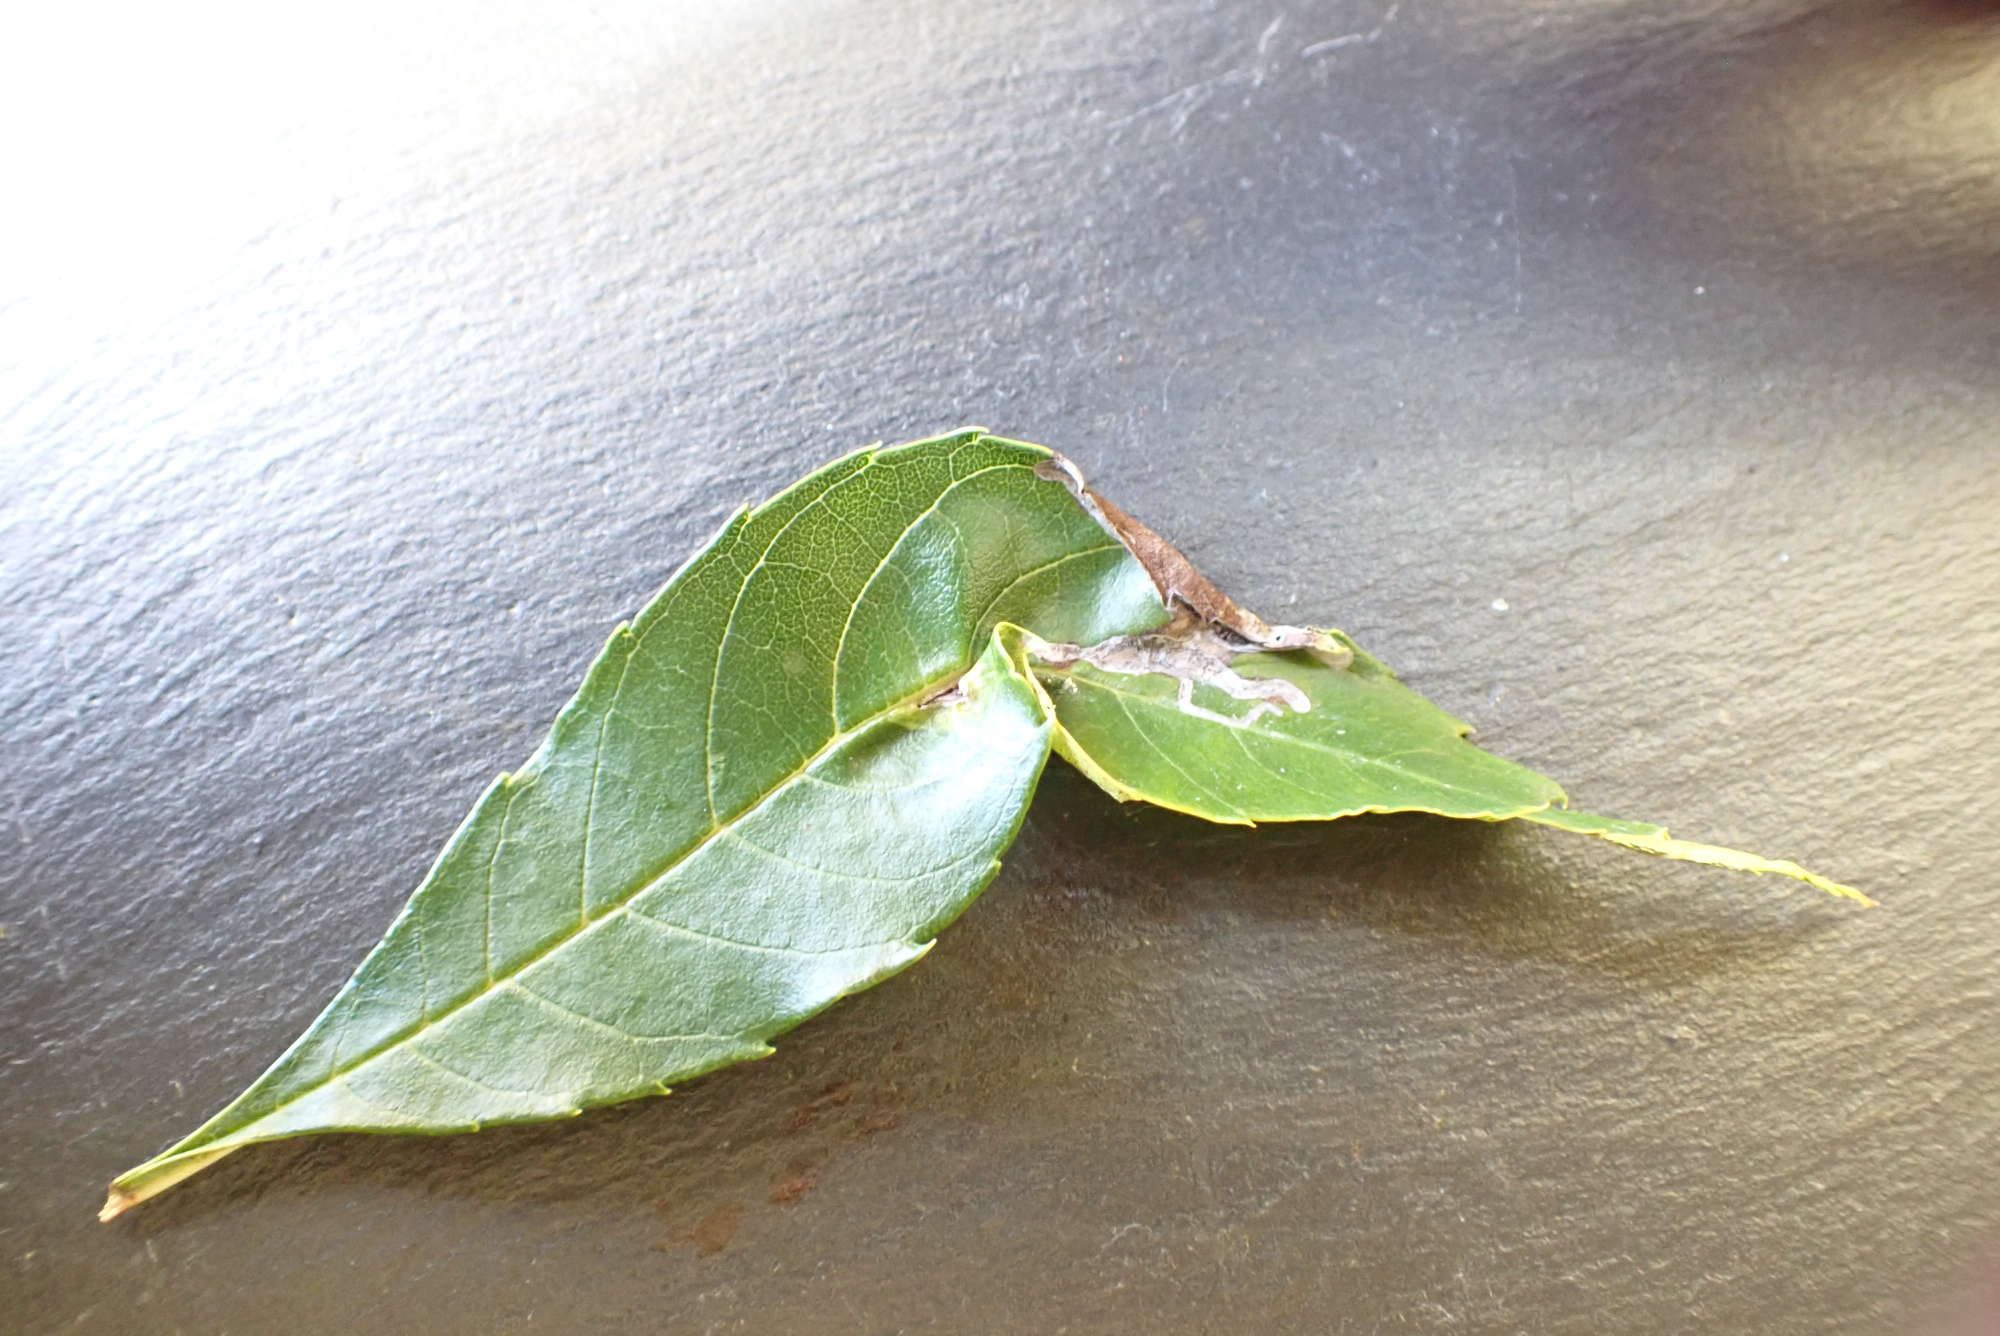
104;431;1167;1217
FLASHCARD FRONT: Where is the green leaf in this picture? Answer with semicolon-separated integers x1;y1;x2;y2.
1024;631;1873;906
103;430;1167;1219
107;431;1869;1221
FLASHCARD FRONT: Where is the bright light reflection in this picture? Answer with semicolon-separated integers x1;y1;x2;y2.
0;1;767;352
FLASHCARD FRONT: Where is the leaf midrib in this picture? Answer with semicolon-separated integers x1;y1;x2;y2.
185;672;967;1162
180;446;1064;1165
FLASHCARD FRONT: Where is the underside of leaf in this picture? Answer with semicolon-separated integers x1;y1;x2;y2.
1023;618;1872;906
1026;632;1566;826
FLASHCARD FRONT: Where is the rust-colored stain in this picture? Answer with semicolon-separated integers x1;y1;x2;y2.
768;1158;820;1205
785;1078;913;1140
656;1201;744;1257
851;1106;902;1138
689;1202;744;1255
784;1080;856;1133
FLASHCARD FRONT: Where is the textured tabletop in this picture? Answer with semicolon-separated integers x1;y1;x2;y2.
6;2;1999;1332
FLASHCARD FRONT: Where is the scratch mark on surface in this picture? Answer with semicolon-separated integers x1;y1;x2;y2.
1110;11;1292;136
1256;13;1285;55
1301;0;1402;58
1107;72;1238;134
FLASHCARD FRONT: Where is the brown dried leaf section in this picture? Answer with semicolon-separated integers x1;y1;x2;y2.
1027;454;1351;721
1033;455;1349;660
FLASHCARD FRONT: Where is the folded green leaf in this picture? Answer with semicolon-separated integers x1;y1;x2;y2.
106;428;1869;1222
1023;630;1871;905
103;430;1167;1219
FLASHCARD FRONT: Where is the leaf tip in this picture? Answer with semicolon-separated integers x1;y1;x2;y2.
1799;871;1877;909
1527;809;1876;907
95;1144;241;1221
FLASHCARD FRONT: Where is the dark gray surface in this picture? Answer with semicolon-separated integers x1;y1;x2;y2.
6;1;1999;1331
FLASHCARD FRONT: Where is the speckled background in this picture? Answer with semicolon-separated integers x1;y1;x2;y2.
6;2;1999;1332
